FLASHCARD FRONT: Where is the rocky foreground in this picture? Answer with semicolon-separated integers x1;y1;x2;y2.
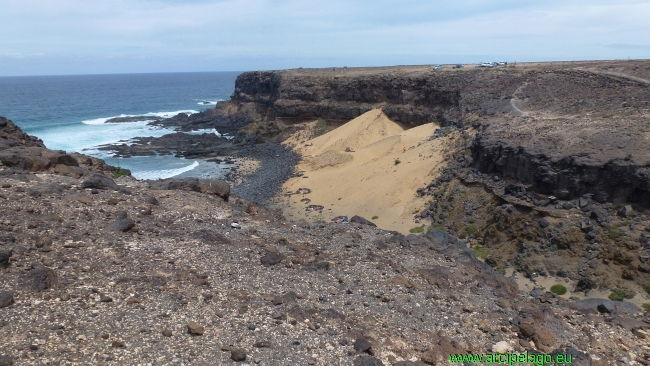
1;116;650;364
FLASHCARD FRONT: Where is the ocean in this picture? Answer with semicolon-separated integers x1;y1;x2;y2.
0;72;239;179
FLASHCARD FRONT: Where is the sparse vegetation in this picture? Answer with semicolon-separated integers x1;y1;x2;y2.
550;284;567;295
371;216;378;220
608;228;625;240
569;296;580;301
459;223;478;238
409;226;425;234
550;211;563;218
427;223;445;231
311;119;335;138
394;159;401;165
608;289;626;301
472;245;488;259
114;166;128;178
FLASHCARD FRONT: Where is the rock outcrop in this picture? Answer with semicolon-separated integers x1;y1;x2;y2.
0;117;127;179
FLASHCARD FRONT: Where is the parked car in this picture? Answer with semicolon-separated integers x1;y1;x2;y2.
453;64;464;69
433;64;444;70
497;61;508;66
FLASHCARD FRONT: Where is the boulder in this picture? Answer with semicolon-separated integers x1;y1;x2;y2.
24;267;57;292
230;348;246;361
149;177;230;201
27;183;65;197
350;215;377;227
112;219;134;232
260;252;285;267
0;291;14;308
186;321;205;335
54;164;84;178
0;249;12;268
198;179;230;202
81;174;119;191
55;154;79;167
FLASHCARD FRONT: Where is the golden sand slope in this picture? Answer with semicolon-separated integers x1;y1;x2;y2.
276;109;449;234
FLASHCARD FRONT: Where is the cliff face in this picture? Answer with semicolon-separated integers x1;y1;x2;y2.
225;69;466;125
206;62;650;205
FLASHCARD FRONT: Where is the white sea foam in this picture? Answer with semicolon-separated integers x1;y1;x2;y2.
81;110;198;125
185;128;221;136
132;160;199;180
196;99;222;105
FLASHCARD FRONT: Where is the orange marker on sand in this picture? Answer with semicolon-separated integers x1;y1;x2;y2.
403;147;406;153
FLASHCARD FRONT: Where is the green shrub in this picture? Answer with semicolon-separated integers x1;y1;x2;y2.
472;245;488;260
464;224;478;236
114;166;129;178
643;303;650;313
427;223;445;231
608;228;625;240
608;289;626;301
394;159;401;165
569;296;580;300
550;284;567;295
409;226;424;234
311;119;335;138
371;216;378;220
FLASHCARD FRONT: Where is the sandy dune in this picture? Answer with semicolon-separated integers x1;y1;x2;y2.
276;109;449;234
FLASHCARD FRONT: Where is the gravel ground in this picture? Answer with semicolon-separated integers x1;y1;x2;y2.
0;172;649;365
231;142;301;205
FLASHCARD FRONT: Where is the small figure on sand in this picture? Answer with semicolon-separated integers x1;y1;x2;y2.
403;147;407;153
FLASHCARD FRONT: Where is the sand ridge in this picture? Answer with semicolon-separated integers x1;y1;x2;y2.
276;109;448;234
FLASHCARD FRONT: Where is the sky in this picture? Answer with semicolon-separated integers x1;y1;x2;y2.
1;0;649;76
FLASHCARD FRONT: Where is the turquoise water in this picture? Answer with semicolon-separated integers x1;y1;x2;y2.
0;72;239;179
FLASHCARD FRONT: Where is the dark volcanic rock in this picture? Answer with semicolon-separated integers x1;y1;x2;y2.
24;267;57;292
55;154;79;167
350;215;377;227
96;132;231;158
0;292;14;308
149;178;230;202
27;183;65;197
260;252;285;267
112;219;135;232
81;174;119;191
0;249;12;268
230;348;246;361
353;337;372;353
